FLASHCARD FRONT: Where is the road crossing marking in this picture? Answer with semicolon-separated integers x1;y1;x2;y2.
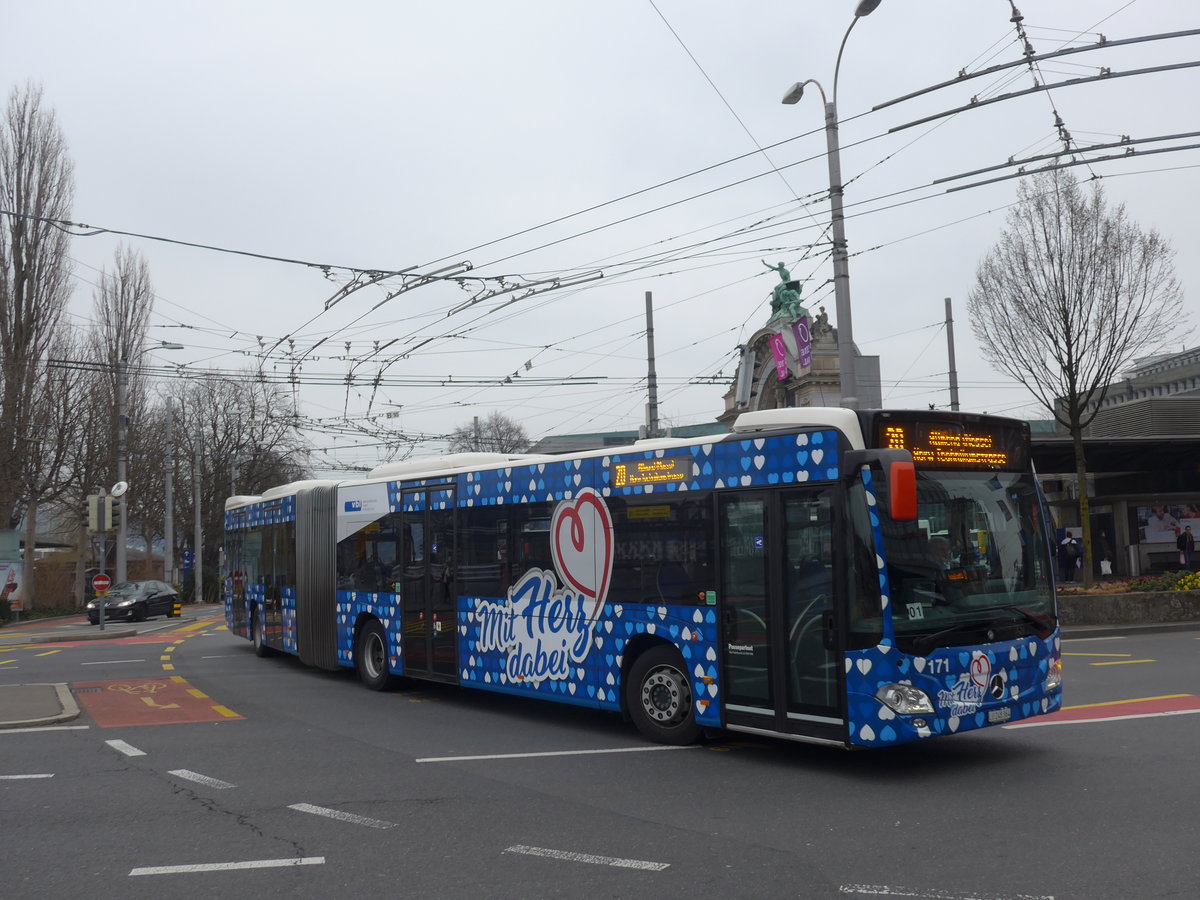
168;769;236;790
106;739;146;757
839;885;1054;899
504;844;669;871
130;857;325;876
0;773;54;779
81;659;145;665
288;803;396;829
416;744;699;763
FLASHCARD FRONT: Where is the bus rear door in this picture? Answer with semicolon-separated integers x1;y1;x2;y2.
400;488;458;681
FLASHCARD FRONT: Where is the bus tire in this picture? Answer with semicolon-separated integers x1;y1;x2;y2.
355;619;397;691
252;613;272;657
625;645;701;745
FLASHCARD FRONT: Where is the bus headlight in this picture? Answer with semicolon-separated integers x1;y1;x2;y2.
875;683;935;715
1045;657;1063;691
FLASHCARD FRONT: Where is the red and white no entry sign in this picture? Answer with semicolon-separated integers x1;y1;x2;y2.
92;573;111;593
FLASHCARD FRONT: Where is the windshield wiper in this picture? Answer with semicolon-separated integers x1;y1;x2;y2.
912;607;1051;651
911;620;994;651
973;605;1053;632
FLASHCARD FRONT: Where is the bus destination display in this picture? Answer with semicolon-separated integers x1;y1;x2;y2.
612;456;692;488
880;422;1024;470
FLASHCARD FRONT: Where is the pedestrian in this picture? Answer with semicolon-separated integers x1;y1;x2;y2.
1176;525;1195;569
1060;530;1080;583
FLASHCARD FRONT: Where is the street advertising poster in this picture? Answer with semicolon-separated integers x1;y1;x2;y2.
1136;503;1200;543
1;562;23;611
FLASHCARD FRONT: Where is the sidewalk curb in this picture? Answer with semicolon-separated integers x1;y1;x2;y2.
1061;619;1200;638
0;683;80;730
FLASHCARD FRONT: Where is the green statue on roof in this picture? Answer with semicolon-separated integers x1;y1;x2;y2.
763;260;808;323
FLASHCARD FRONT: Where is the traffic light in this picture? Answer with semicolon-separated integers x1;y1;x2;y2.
87;494;115;532
108;497;119;533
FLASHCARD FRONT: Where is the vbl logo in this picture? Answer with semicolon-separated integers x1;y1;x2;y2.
344;500;363;512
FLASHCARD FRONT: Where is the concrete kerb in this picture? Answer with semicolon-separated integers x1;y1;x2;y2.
0;683;80;729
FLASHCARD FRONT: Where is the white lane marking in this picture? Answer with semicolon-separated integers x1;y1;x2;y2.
106;739;147;757
505;844;669;871
81;659;146;665
130;857;325;876
1060;636;1125;643
417;744;699;763
1004;708;1200;729
168;769;236;789
200;655;234;659
0;773;54;779
288;803;396;829
2;725;89;734
839;885;1054;899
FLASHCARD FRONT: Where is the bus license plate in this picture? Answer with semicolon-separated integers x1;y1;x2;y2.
987;707;1012;724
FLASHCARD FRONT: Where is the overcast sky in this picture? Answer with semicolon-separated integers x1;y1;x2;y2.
4;1;1197;475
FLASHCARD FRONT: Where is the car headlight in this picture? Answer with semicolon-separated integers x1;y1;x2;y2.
876;683;935;715
116;599;135;607
1045;657;1063;691
87;601;97;609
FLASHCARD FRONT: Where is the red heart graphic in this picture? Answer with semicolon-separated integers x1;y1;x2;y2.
551;489;613;618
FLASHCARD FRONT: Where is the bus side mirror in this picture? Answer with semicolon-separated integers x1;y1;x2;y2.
889;461;917;522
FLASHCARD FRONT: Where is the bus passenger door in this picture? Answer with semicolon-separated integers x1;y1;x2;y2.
400;489;458;681
719;490;843;742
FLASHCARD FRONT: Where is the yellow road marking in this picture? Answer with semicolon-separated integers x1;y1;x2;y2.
1063;693;1191;711
36;649;63;657
187;688;209;699
141;697;181;710
160;655;172;661
169;676;187;683
1063;652;1132;658
161;664;175;671
1091;659;1156;666
211;705;239;718
172;621;214;634
0;659;16;666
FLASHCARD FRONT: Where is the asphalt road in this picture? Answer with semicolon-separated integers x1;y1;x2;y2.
1;615;1197;900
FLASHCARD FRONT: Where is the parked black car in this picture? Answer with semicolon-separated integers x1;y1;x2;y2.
87;580;180;624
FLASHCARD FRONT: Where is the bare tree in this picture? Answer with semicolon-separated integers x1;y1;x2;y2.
169;374;310;597
448;411;531;454
17;330;91;608
88;245;157;578
967;170;1186;587
0;83;75;530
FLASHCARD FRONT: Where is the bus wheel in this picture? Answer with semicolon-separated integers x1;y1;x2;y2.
355;619;397;691
626;646;701;745
252;613;272;658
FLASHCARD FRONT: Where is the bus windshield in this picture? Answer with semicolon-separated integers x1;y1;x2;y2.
878;469;1056;654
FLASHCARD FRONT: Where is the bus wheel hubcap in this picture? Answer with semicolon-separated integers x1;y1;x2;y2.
642;667;689;725
366;634;384;678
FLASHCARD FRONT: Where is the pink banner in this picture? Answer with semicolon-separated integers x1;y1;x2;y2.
792;318;812;370
768;333;789;379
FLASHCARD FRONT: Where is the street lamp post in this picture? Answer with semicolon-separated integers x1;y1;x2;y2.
782;0;881;410
115;341;183;583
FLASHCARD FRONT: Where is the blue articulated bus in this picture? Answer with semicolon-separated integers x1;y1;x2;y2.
223;408;1062;748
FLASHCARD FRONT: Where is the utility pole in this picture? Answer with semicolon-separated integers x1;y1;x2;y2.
163;399;174;585
645;291;660;439
945;296;960;411
193;434;202;604
115;356;129;582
